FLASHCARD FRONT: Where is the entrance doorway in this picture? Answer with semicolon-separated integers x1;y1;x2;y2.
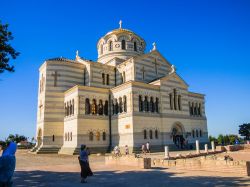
172;123;185;149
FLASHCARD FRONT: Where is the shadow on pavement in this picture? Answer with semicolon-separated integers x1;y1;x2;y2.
13;169;250;187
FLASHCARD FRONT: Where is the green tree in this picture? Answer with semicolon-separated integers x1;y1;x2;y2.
209;135;217;142
0;20;20;73
239;123;250;140
217;134;224;145
6;134;27;143
223;135;230;145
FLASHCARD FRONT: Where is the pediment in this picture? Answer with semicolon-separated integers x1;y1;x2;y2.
160;72;189;89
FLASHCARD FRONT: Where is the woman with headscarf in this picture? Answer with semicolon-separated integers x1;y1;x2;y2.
78;144;92;183
0;142;17;187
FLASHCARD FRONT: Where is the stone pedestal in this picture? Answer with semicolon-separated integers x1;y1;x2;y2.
204;144;208;154
211;141;215;152
164;146;169;159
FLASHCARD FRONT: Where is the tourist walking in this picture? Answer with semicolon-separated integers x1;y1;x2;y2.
125;145;129;155
0;141;17;187
78;144;92;183
141;144;146;154
146;142;150;153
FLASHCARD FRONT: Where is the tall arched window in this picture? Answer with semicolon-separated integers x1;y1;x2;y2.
112;100;115;115
144;130;147;139
64;103;67;116
155;97;159;113
70;132;72;141
173;89;177;110
178;95;182;111
102;132;106;141
91;99;97;115
69;101;72;115
83;68;86;86
150;97;154;112
192;130;195;138
169;94;173;110
106;74;109;85
189;102;192;116
115;99;119;114
96;132;100;141
98;100;103;115
72;99;74;115
102;73;105;85
122;40;126;50
196;129;199;137
139;95;143;112
85;98;90;114
89;132;94;141
144;96;149;112
52;135;55;142
104;100;108;116
199;129;202;137
123;96;127;112
119;97;123;113
149;130;153;139
194;103;197;115
155;130;158;139
109;41;113;51
198;103;202;116
134;42;137;51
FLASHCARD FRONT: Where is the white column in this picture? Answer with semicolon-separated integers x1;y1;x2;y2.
164;146;170;159
196;140;200;154
204;144;208;154
211;141;215;152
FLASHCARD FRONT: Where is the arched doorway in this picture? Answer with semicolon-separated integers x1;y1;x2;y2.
37;128;42;147
171;123;185;149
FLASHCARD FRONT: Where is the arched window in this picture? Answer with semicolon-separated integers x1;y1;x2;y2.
109;41;113;51
178;95;182;110
123;96;127;112
189;102;192;115
150;97;154;112
52;135;55;142
112;100;115;115
66;102;69;116
173;89;177;110
155;130;158;139
70;101;72;115
194;103;197;115
89;132;94;141
102;132;106;141
72;99;74;115
115;99;119;114
139;95;143;112
149;130;153;139
102;73;105;85
169;94;173;110
196;129;199;137
85;98;90;114
91;99;97;115
104;100;108;116
106;74;109;85
134;42;137;51
143;130;147;139
98;100;103;115
192;130;195;138
100;44;103;55
144;96;149;112
83;68;86;86
155;97;159;113
199;103;202;116
122;40;126;50
119;97;123;113
64;103;67;116
70;132;72;141
199;130;202;137
96;132;100;141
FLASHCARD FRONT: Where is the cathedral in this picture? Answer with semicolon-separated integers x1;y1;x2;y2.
34;21;208;154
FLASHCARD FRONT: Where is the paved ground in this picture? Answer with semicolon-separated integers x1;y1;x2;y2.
13;150;250;187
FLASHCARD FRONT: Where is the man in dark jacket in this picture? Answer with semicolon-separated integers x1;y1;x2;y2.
0;142;17;187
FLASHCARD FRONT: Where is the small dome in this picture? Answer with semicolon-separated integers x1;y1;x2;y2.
97;21;146;65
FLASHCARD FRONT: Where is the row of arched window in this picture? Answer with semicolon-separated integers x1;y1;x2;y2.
89;131;106;141
143;129;159;139
169;89;182;111
65;99;74;117
192;129;203;138
139;96;159;113
85;99;109;115
105;40;138;52
189;102;202;116
102;73;109;85
65;132;72;141
112;96;127;115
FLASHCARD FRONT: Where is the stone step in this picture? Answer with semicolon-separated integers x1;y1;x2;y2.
35;147;60;154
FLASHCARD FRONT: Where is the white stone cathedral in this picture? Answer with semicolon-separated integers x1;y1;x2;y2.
34;21;208;154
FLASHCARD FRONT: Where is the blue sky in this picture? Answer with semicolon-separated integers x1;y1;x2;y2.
0;0;250;140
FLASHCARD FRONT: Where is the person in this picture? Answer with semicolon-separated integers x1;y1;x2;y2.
125;145;129;155
141;144;146;154
113;146;121;157
0;141;17;187
78;144;92;183
146;142;150;153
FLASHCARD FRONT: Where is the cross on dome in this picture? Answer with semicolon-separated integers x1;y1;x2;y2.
152;42;157;50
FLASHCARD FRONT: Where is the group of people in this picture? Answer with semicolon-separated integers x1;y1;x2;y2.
113;145;129;157
173;135;188;149
0;141;17;187
141;142;150;154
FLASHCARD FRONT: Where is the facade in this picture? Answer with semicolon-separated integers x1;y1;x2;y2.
34;22;208;154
